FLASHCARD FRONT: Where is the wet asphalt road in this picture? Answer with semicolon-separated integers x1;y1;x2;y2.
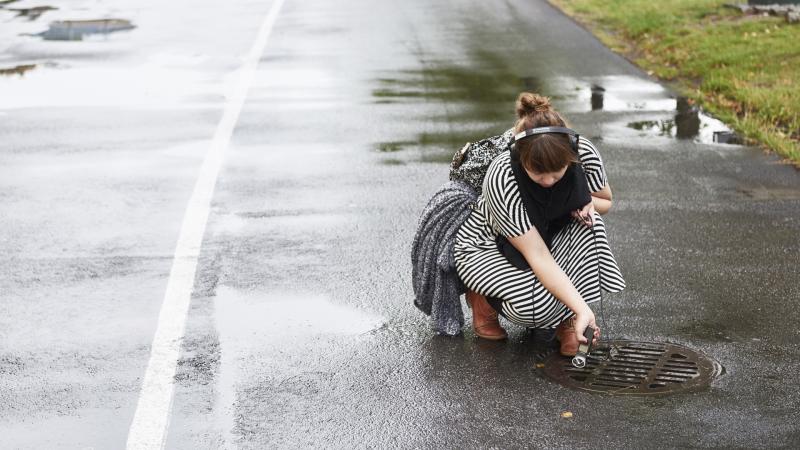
1;0;799;448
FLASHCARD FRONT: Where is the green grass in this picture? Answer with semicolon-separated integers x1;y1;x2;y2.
549;0;800;164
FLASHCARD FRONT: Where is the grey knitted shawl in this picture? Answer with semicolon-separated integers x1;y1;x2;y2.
411;180;478;336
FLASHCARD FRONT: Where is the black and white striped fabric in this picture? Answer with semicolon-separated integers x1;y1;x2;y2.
454;137;626;328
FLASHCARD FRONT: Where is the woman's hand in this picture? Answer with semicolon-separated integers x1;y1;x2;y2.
573;308;600;345
571;201;595;228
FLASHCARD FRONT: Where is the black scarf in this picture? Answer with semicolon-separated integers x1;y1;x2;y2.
496;150;592;271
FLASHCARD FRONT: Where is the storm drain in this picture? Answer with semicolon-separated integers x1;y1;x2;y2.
540;341;722;396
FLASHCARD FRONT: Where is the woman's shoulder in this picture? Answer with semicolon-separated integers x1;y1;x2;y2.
487;151;513;177
482;152;515;194
576;136;608;191
576;136;604;166
577;136;602;158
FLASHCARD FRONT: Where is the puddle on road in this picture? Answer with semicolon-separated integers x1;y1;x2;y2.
37;19;135;41
214;286;384;342
0;61;221;109
373;60;742;166
371;29;745;166
212;211;350;239
372;49;534;159
553;76;742;145
622;103;741;144
552;75;679;113
209;287;383;446
0;64;36;77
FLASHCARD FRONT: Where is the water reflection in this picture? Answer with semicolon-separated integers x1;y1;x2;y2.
552;75;677;113
214;287;385;341
628;119;674;136
590;84;605;111
623;97;741;144
675;97;700;139
37;19;135;41
371;50;545;156
519;75;544;93
372;66;745;163
552;76;742;145
713;131;743;145
376;141;415;153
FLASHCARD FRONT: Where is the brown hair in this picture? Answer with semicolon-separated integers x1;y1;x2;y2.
513;92;577;173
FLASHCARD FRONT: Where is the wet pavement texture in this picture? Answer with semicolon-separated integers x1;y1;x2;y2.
1;0;799;448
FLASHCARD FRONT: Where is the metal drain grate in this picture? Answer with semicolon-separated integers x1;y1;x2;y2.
540;341;722;396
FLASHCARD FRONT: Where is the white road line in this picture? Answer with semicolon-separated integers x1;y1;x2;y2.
125;0;286;448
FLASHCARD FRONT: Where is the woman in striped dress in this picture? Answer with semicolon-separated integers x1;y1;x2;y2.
454;92;625;355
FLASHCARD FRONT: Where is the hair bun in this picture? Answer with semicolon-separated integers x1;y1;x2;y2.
516;92;552;118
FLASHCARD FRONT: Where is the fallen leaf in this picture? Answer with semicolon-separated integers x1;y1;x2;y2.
561;411;573;418
535;363;545;368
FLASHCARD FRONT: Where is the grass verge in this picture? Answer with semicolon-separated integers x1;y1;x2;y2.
548;0;800;165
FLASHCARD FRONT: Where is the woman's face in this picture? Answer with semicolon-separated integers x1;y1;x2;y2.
525;165;568;188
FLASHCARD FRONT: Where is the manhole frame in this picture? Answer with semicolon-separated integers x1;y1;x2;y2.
539;340;722;396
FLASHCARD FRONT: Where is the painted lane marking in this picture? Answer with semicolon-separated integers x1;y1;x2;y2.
125;0;287;448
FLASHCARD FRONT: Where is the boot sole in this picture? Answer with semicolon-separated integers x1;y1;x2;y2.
475;332;508;340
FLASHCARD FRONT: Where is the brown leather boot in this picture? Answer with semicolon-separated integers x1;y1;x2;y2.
465;290;507;340
555;316;579;356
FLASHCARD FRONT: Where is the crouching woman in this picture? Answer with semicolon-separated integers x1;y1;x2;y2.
454;92;626;355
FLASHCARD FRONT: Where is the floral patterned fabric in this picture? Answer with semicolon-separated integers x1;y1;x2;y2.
448;128;514;195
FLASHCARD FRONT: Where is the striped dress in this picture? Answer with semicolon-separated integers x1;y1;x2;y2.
453;137;626;328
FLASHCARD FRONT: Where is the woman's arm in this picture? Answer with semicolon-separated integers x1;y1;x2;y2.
508;228;598;342
578;137;612;215
591;184;613;215
573;183;613;224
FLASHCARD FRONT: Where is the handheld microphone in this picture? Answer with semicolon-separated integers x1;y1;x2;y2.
571;326;595;368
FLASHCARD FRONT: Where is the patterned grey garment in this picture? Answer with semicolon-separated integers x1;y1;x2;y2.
449;128;514;194
454;138;626;328
410;180;478;336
